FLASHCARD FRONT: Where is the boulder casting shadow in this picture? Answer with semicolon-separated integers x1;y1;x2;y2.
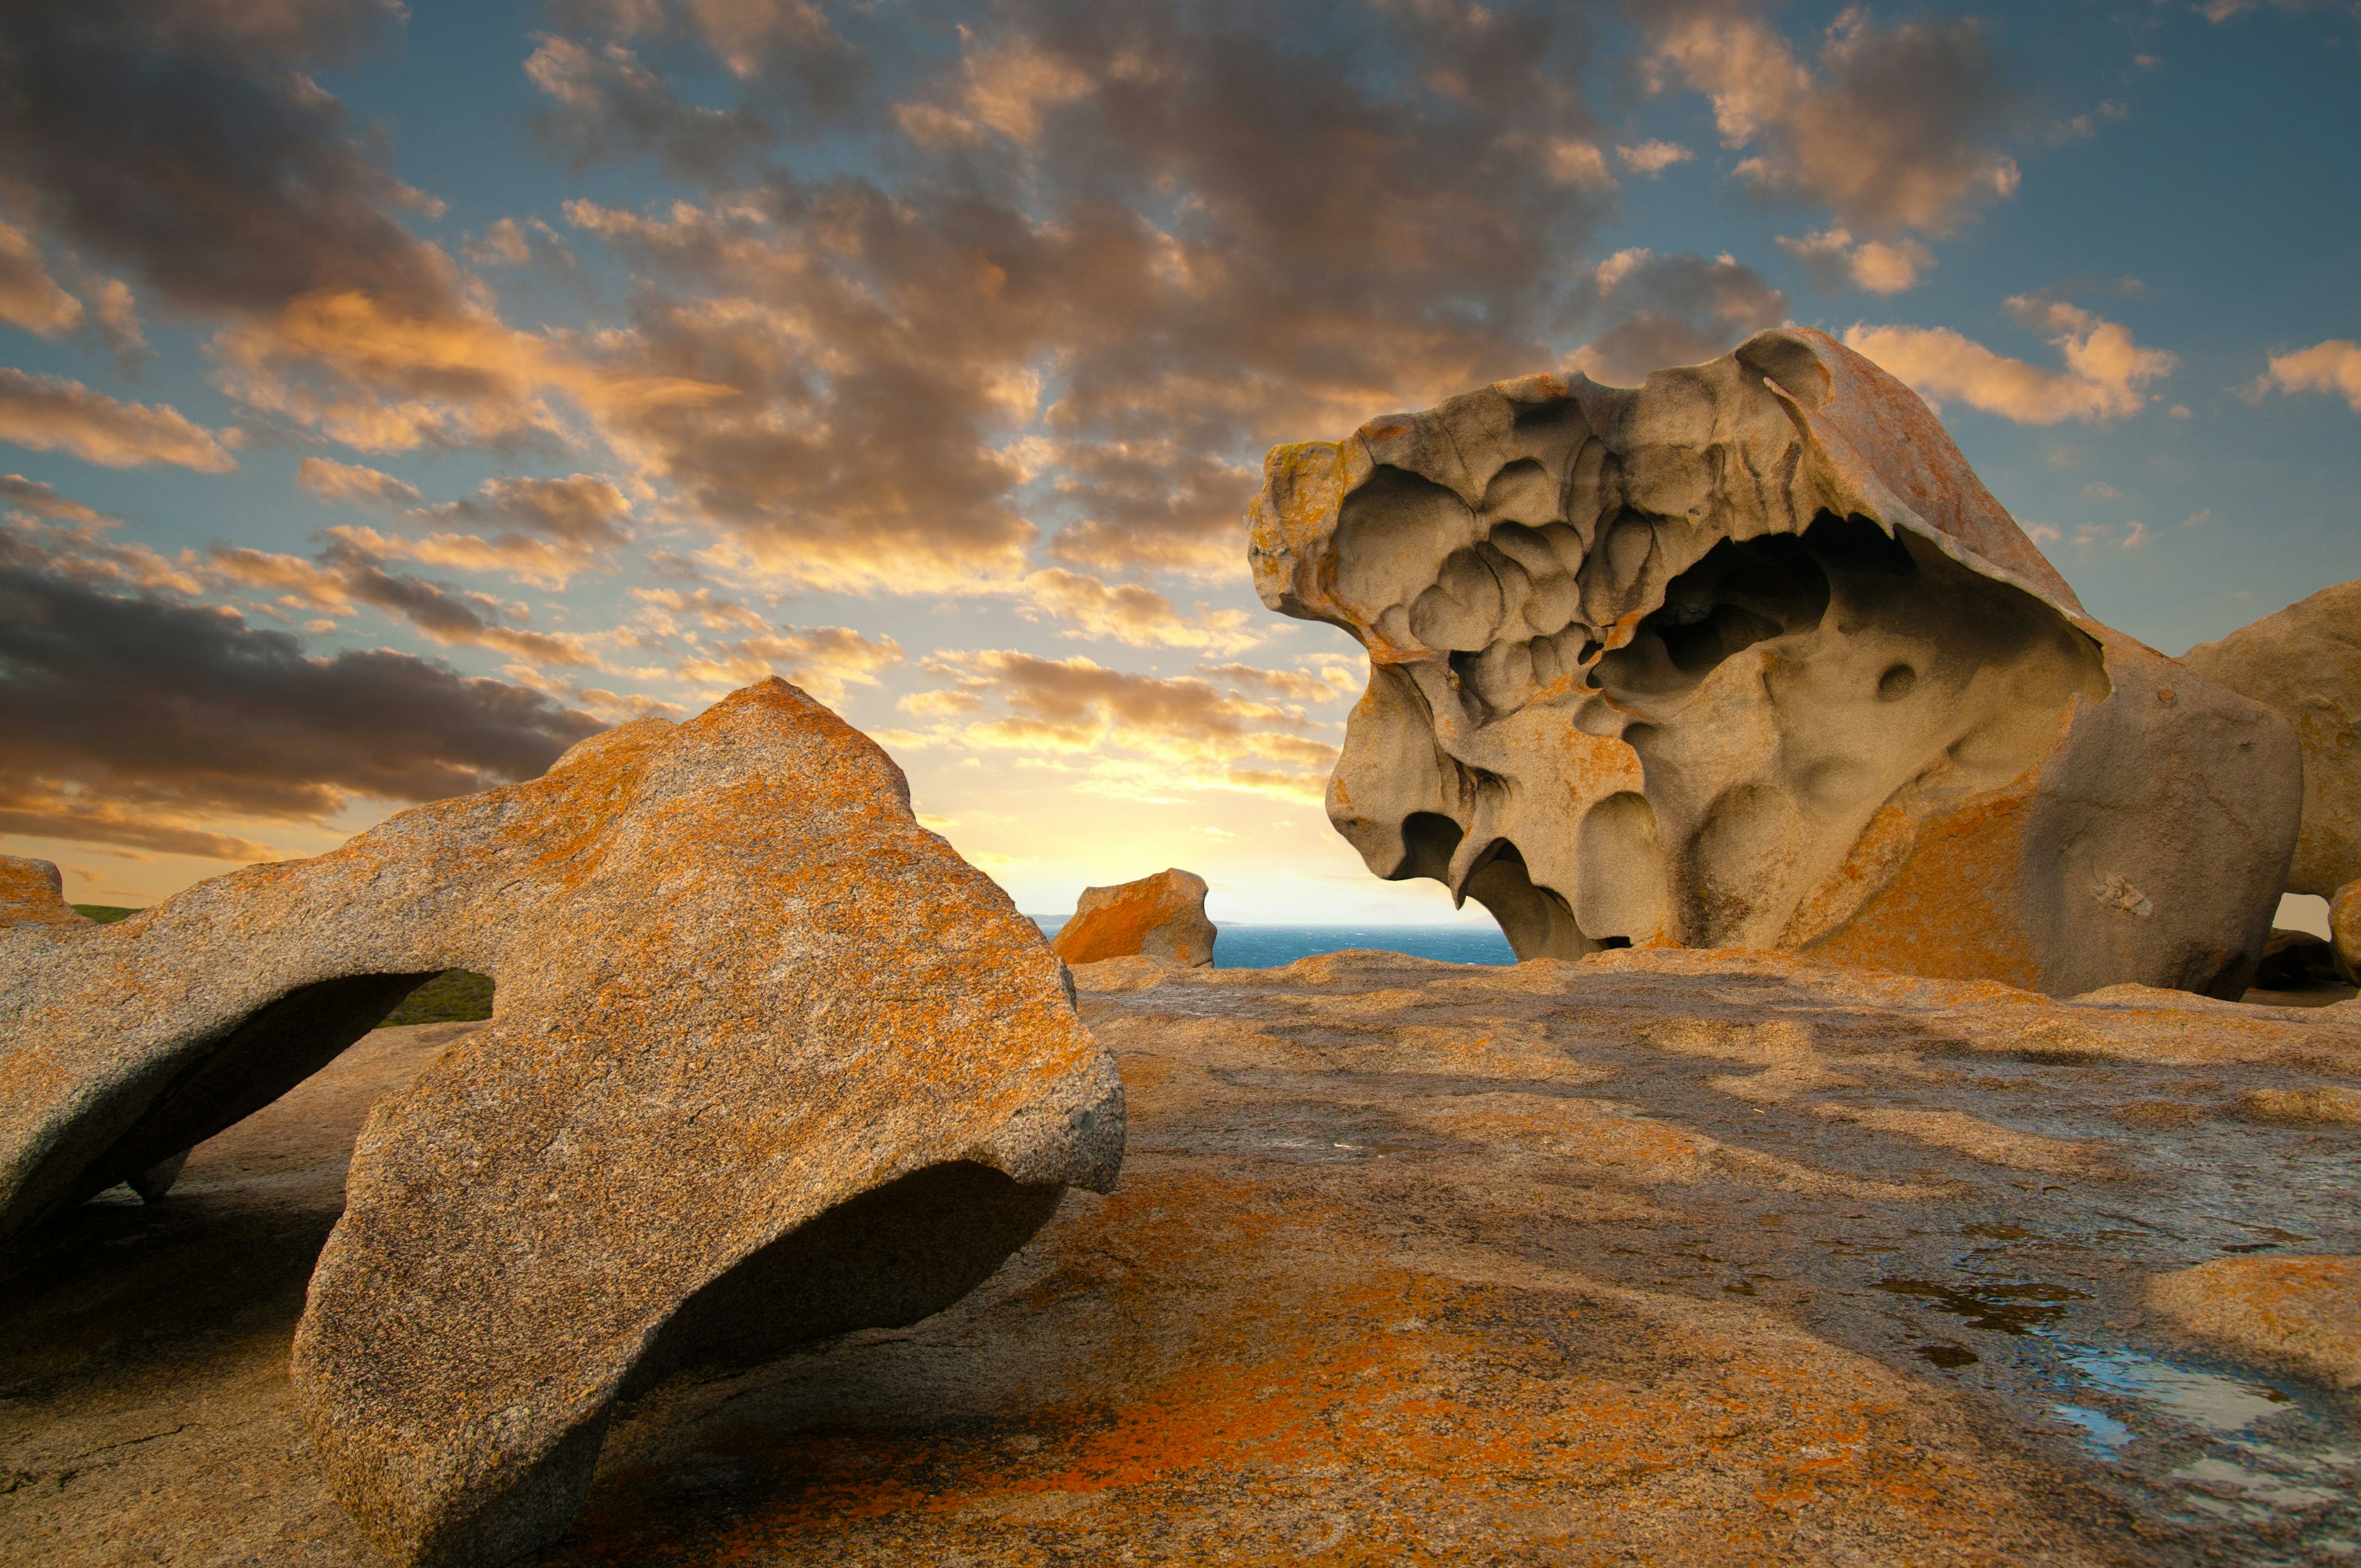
0;679;1125;1567
1248;327;2301;996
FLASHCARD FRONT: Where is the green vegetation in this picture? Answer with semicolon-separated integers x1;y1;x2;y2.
71;905;141;923
381;971;496;1026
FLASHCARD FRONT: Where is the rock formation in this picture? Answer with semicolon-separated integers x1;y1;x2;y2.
11;946;2360;1564
0;679;1123;1568
2181;580;2361;901
1249;327;2301;996
1050;868;1217;967
2150;1255;2361;1396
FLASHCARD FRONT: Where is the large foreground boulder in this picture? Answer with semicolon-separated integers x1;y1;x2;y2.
1249;327;2301;996
1050;868;1217;967
0;679;1123;1567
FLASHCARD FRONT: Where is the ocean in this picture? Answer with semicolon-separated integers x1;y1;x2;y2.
1029;920;1514;968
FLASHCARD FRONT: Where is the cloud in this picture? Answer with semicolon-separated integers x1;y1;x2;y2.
1192;660;1362;704
549;1;1626;590
1776;227;1933;293
1843;298;2177;424
899;649;1337;801
0;220;84;336
1;473;114;529
297;456;426;509
1615;140;1694;176
0;367;238;470
208;537;603;667
0;520;602;859
525;34;773;180
1569;250;1789;384
1649;6;2020;236
0;1;448;322
1018;567;1259;652
465;218;533;267
2255;339;2361;413
630;585;769;632
1543;139;1618;191
672;624;904;699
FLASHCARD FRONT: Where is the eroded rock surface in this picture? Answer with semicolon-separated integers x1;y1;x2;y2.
2181;579;2361;901
2150;1256;2361;1398
0;679;1123;1567
1249;328;2301;996
1049;868;1217;967
9;949;2360;1565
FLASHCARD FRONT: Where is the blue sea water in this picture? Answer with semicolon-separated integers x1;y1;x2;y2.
1029;920;1514;968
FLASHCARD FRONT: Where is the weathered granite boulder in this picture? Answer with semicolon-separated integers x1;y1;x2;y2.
1249;327;2301;996
2180;580;2361;900
12;946;2360;1564
2150;1255;2361;1396
0;679;1123;1567
2338;882;2361;982
1050;868;1217;967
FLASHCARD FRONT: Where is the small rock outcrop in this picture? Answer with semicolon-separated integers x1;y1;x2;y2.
2180;580;2361;901
0;679;1124;1568
2149;1255;2361;1396
1050;868;1217;967
1249;327;2301;996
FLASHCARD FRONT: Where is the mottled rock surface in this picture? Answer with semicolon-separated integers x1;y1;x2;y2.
9;949;2360;1565
1048;868;1217;967
2181;579;2361;899
2150;1256;2361;1396
1249;328;2300;996
0;679;1123;1567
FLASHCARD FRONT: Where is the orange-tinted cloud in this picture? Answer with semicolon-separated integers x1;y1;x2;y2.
1650;6;2019;237
673;624;904;699
898;649;1337;800
1;520;601;859
0;367;237;470
2257;339;2361;413
1845;298;2177;425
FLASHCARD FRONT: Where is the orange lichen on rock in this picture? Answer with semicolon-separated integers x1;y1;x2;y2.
2148;1255;2361;1394
1050;868;1217;967
0;679;1123;1568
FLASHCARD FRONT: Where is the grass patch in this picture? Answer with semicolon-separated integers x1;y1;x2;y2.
381;971;495;1026
71;905;141;924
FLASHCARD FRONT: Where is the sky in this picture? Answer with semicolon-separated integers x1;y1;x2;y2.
1;0;2357;926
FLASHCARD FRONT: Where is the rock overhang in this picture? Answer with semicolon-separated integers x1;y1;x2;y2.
0;678;1125;1567
1249;328;2301;997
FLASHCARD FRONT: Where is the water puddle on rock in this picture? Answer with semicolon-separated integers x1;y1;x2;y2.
1872;1274;2086;1334
2063;1347;2290;1436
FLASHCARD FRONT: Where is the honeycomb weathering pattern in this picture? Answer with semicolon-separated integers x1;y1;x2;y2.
1249;328;2303;997
0;679;1125;1567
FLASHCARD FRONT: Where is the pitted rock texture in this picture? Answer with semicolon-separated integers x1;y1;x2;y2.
0;679;1123;1568
2181;579;2361;900
1249;327;2301;997
2149;1256;2361;1397
10;948;2361;1565
1049;868;1217;968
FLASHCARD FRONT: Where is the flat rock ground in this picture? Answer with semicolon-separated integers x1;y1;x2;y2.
6;951;2360;1567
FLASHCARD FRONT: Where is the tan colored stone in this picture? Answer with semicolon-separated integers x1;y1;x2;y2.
2336;878;2361;981
2238;1085;2361;1124
0;679;1123;1567
1050;867;1216;967
1249;328;2301;996
18;944;2361;1565
2148;1255;2361;1393
2180;579;2361;898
